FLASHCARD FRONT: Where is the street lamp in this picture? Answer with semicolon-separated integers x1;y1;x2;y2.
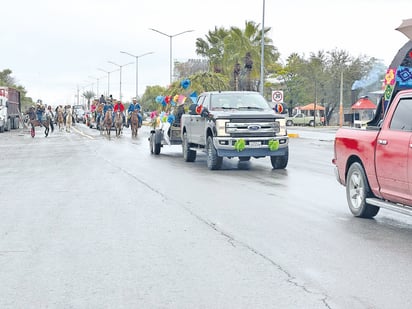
107;61;133;101
149;28;194;85
120;51;154;99
260;0;265;96
88;75;101;99
339;69;344;127
97;68;119;98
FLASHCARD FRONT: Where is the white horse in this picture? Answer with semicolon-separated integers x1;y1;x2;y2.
65;107;73;132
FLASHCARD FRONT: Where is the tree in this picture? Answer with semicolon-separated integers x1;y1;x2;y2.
82;90;95;110
195;26;230;73
0;69;33;110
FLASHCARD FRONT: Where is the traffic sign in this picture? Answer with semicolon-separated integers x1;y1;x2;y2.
272;90;283;103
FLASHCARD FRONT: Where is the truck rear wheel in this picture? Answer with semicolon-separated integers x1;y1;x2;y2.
182;132;196;162
346;162;379;218
154;141;161;155
149;132;155;154
206;136;222;170
270;147;288;169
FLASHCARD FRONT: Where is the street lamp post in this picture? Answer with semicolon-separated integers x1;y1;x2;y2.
98;68;118;97
88;75;101;99
120;51;154;99
260;0;265;96
149;28;194;85
107;61;133;101
339;69;344;127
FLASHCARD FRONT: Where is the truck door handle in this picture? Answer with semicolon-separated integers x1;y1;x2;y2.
378;139;387;145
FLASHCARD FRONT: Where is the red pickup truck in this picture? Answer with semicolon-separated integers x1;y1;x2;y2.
333;88;412;218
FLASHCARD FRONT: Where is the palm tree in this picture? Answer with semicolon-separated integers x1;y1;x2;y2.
82;90;95;110
195;27;230;73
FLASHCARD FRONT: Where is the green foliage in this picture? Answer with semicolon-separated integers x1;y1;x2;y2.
0;69;34;110
140;85;167;112
82;90;95;110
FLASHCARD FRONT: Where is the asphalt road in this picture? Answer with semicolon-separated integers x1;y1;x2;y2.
1;124;412;309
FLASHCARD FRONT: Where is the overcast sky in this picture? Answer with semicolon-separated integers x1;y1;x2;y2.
3;0;412;106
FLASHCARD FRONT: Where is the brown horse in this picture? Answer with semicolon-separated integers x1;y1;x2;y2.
57;107;64;131
103;110;113;137
65;107;73;132
27;107;50;138
114;111;123;137
130;110;139;138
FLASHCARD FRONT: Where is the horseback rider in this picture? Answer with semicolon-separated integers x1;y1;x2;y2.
113;100;125;125
103;100;114;119
36;100;45;126
96;101;105;128
129;98;142;127
45;105;54;132
127;98;139;128
99;94;106;104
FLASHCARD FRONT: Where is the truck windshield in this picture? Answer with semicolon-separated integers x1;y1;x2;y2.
210;93;270;111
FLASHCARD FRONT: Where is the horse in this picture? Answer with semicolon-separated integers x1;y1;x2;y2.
103;110;113;137
27;107;50;138
114;111;123;137
65;108;73;132
57;107;64;131
130;110;139;138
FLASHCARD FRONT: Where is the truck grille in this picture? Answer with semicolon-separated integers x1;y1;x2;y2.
226;119;280;137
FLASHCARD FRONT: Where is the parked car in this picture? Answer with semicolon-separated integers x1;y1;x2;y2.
84;111;95;128
285;113;323;126
73;105;85;123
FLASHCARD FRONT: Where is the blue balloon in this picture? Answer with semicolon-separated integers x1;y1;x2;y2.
181;79;191;89
156;95;164;103
167;114;175;124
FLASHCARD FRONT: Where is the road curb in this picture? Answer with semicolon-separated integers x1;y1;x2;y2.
288;133;300;138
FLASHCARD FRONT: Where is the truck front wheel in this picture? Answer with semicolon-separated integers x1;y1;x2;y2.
286;120;293;126
270;147;289;169
206;136;222;170
346;162;379;218
182;132;196;162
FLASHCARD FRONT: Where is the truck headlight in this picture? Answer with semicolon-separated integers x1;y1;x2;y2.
216;119;230;136
277;118;287;136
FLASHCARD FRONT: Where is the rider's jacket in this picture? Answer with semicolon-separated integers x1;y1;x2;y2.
128;103;141;113
96;103;104;114
103;103;113;114
114;103;125;113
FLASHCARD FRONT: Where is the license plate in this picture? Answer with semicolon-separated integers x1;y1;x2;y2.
249;141;261;147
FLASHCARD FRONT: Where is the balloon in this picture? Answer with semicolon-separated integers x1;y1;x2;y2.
155;95;164;103
181;79;191;89
234;139;246;152
274;103;284;113
167;114;175;124
189;91;197;104
195;104;203;114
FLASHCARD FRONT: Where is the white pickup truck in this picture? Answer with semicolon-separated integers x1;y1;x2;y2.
180;91;289;170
